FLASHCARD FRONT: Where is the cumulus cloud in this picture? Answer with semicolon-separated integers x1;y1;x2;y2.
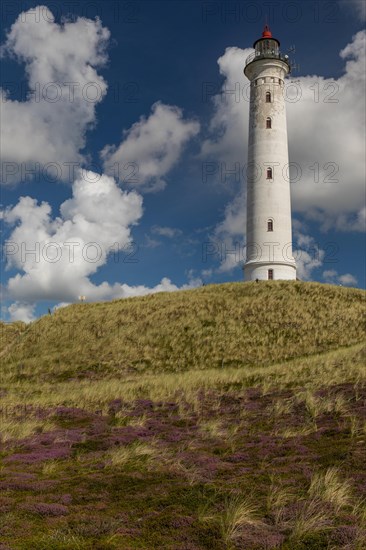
101;102;200;192
339;0;366;21
288;30;365;229
105;276;201;300
286;221;324;281
294;249;324;281
3;170;202;319
339;273;358;286
209;190;246;273
201;46;252;167
3;170;143;302
0;6;110;184
323;269;358;286
8;302;36;323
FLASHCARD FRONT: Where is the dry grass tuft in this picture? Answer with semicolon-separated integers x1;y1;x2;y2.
266;484;297;524
219;495;262;544
41;460;63;476
0;418;56;443
288;498;333;539
309;467;353;511
280;424;316;438
106;441;158;468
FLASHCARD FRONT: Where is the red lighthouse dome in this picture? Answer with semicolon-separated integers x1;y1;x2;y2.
262;24;272;38
252;25;281;50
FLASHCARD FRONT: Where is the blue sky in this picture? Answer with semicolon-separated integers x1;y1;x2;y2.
1;0;365;321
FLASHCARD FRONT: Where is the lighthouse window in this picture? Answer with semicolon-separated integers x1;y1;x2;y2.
266;167;273;179
266;91;271;103
268;269;274;280
266;117;272;129
267;219;273;232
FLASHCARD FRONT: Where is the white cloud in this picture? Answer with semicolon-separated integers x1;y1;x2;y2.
3;170;202;314
151;225;183;238
323;269;358;286
101;102;200;192
295;249;324;281
201;269;213;280
200;46;252;166
0;6;110;184
143;235;161;249
339;273;358;286
291;223;325;281
210;190;246;273
110;276;201;299
8;302;36;323
201;70;250;274
339;0;366;21
288;30;365;228
3;170;143;302
323;269;338;281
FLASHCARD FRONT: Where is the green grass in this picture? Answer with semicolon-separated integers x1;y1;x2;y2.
1;281;365;383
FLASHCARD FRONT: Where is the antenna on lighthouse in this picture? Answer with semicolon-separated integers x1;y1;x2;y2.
264;11;272;31
288;45;296;53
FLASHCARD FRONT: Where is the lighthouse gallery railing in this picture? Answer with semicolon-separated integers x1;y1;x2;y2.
245;51;291;69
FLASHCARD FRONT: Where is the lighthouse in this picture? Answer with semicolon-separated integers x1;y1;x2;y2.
243;25;296;281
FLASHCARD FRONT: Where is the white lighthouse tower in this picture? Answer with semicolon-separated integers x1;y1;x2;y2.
244;25;296;281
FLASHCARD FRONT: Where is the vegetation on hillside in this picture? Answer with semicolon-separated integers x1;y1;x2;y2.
1;281;365;381
0;281;365;549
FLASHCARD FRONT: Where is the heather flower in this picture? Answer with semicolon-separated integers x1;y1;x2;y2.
22;502;69;516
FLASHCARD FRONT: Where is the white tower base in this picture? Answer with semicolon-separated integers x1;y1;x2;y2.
244;261;296;281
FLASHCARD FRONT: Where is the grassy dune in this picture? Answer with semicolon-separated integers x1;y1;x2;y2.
1;281;365;380
0;281;366;549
